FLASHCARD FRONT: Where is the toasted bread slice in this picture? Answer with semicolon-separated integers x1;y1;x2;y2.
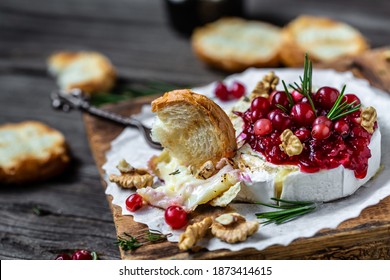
151;89;237;169
48;51;116;94
280;15;369;66
0;121;70;184
192;17;282;72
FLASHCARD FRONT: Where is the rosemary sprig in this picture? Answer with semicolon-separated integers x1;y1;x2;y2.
326;85;361;120
281;80;294;109
287;53;317;116
115;230;172;252
275;104;289;113
255;198;317;225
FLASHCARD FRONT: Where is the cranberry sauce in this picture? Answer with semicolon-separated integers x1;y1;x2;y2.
235;90;376;179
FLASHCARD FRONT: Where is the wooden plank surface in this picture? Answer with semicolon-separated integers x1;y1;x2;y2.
1;0;390;260
83;51;390;259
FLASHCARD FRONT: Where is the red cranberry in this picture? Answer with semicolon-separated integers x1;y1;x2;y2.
270;91;290;109
351;117;362;125
312;124;331;140
313;116;332;128
290;103;316;127
315;87;339;109
230;81;246;98
334;120;350;136
215;82;230;101
254;119;273;136
251;97;270;114
251;109;264;121
300;97;309;103
164;205;187;229
72;250;92;260
292;90;304;103
125;193;144;212
343;94;361;106
267;109;283;121
294;127;311;142
55;253;71;260
269;110;292;131
269;90;277;102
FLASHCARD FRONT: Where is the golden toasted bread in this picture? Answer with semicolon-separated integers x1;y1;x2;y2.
48;51;116;94
151;89;237;169
280;15;369;66
0;121;70;184
192;17;282;72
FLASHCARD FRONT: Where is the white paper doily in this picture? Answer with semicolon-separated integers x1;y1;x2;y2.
103;68;390;252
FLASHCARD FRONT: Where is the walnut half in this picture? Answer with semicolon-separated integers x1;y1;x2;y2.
279;129;303;157
361;106;377;134
109;159;153;189
178;217;213;250
250;71;279;100
211;213;259;244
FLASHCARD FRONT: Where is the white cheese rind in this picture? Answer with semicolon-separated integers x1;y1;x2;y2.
237;128;381;203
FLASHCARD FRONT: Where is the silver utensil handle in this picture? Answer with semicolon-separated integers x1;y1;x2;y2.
80;103;140;128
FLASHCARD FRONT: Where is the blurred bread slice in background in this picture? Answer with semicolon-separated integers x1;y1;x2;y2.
192;17;282;72
48;51;116;94
0;121;69;184
280;15;369;66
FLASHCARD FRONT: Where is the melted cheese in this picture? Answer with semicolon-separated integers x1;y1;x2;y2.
137;155;239;211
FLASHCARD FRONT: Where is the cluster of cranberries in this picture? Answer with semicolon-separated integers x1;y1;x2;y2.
126;193;188;229
214;81;246;101
55;249;95;260
237;86;375;179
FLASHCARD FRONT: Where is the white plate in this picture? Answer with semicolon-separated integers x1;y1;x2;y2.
103;68;390;252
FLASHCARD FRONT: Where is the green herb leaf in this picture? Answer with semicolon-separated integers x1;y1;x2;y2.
146;229;172;242
32;205;51;216
169;169;181;176
284;53;317;115
115;233;142;251
90;80;184;107
91;251;99;260
326;85;361;121
115;230;171;252
282;80;294;108
256;198;317;225
275;104;289;113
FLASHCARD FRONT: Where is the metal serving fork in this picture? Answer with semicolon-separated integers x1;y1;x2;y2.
50;89;162;150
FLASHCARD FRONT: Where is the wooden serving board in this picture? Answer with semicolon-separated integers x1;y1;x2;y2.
83;48;390;260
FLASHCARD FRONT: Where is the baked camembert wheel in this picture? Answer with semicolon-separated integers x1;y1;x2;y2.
232;56;381;203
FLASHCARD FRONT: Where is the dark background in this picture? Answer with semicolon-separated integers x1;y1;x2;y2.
0;0;389;259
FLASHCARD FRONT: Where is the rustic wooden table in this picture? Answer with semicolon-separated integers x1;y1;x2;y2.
0;0;389;260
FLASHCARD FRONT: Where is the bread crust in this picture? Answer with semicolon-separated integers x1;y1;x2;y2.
280;15;369;67
0;121;70;184
152;89;237;167
192;17;282;72
48;51;116;94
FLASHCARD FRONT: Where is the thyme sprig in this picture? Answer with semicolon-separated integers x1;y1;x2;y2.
115;230;172;252
326;85;361;121
255;198;317;225
285;53;317;116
